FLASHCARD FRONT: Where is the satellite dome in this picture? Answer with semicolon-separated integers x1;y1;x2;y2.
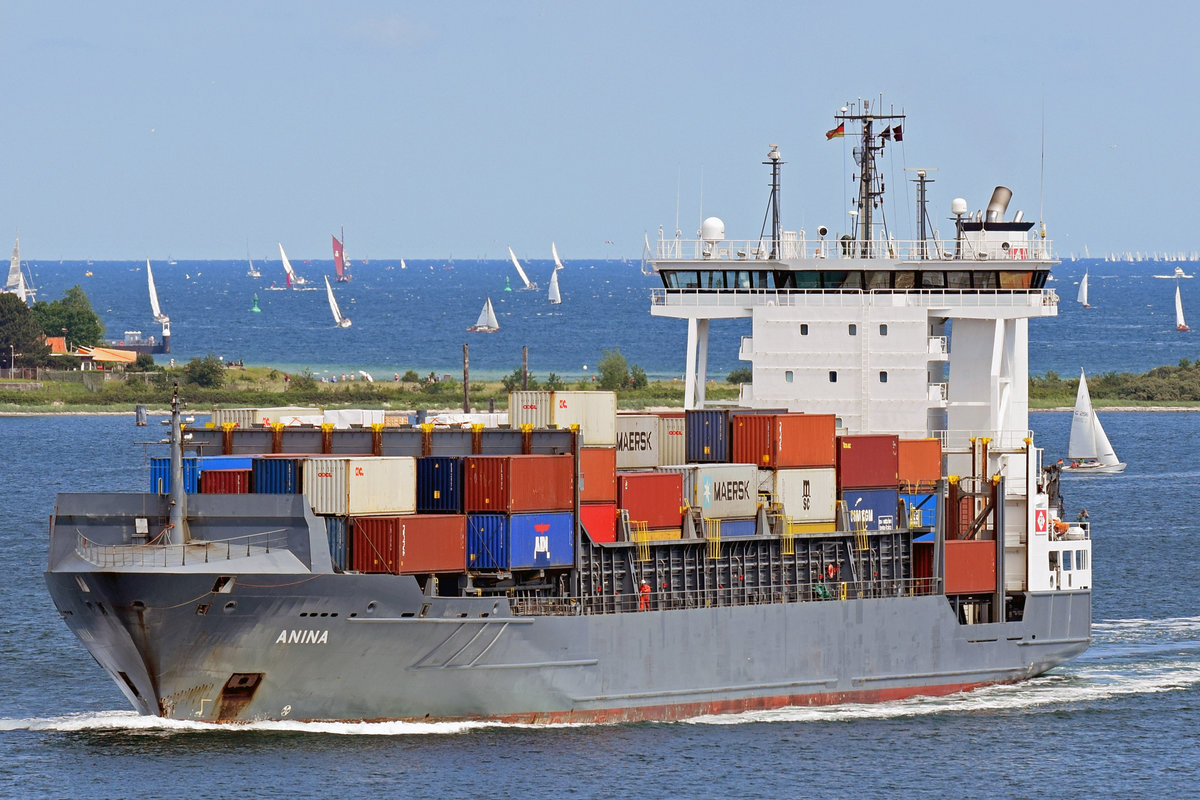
700;216;726;243
950;198;968;216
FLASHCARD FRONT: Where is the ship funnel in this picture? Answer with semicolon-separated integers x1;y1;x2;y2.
986;186;1012;223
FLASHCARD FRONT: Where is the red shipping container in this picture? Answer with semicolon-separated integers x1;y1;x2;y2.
580;502;618;543
618;471;684;529
580;447;617;503
351;514;466;575
200;469;252;494
463;454;574;512
731;413;837;468
898;438;942;490
836;434;899;489
944;539;997;594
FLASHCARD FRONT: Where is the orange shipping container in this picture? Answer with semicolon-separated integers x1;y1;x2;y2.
580;502;618;543
618;471;684;529
731;413;837;469
463;454;574;512
898;438;942;490
351;514;467;575
579;447;617;503
944;539;997;594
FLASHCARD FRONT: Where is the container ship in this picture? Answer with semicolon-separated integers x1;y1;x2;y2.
45;100;1090;723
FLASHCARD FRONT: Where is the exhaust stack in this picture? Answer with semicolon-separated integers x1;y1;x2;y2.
986;186;1013;223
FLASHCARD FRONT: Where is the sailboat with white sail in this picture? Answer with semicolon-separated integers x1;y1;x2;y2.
1076;270;1090;308
108;260;171;353
1176;284;1189;332
1063;369;1125;474
247;255;261;279
3;236;35;306
548;267;562;304
324;276;352;328
552;242;565;271
278;243;308;287
508;247;536;290
467;297;500;333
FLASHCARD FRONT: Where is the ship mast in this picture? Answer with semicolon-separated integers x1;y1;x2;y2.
761;144;783;260
834;99;905;257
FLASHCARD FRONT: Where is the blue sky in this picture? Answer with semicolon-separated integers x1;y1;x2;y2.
1;1;1196;261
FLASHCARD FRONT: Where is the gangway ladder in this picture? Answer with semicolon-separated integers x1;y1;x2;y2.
838;500;871;552
705;518;721;559
622;508;651;563
767;503;795;555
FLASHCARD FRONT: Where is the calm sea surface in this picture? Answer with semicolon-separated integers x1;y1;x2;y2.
3;259;1200;798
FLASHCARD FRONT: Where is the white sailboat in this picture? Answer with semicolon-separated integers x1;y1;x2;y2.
467;297;500;333
278;243;308;286
552;241;565;271
247;256;261;278
508;247;536;290
1176;284;1189;332
4;236;34;306
548;267;561;304
324;276;352;328
1076;270;1090;308
1063;369;1125;474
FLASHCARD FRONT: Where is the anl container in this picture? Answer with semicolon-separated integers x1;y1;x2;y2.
840;488;901;532
616;414;659;469
302;456;417;516
463;454;573;513
325;516;348;571
580;502;618;543
771;467;837;523
731;413;837;468
199;469;252;494
351;514;466;575
416;456;463;513
579;446;617;503
467;512;574;570
150;457;200;494
837;434;900;489
898;438;942;491
685;409;730;463
659;463;758;519
617;471;684;529
252;456;303;494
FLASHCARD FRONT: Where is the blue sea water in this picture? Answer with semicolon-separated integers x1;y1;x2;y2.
4;258;1200;798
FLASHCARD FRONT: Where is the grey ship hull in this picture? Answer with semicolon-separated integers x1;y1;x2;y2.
46;494;1090;724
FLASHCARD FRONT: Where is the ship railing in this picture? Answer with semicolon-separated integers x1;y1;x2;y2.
650;287;1057;311
932;429;1034;451
75;529;291;568
508;576;942;617
650;236;1053;263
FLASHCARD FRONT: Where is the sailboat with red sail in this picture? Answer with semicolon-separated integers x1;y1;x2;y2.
333;229;352;282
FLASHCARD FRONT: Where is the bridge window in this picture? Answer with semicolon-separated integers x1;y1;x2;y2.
879;324;888;336
866;271;891;290
921;271;946;288
893;271;916;289
785;371;794;383
973;271;998;289
946;271;972;289
848;324;857;336
1077;549;1087;569
999;271;1034;289
1062;550;1073;570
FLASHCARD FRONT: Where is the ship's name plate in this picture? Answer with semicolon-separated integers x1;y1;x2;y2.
275;629;329;645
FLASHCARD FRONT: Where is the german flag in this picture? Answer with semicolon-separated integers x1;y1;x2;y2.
825;123;845;140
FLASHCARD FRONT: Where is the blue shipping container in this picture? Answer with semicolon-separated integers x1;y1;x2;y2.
252;457;302;494
150;457;200;494
325;516;348;571
467;512;574;570
841;488;901;532
717;517;758;537
900;492;937;528
198;455;255;472
417;456;463;513
685;409;729;463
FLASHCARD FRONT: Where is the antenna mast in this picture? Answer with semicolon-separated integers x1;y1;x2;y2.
835;98;905;257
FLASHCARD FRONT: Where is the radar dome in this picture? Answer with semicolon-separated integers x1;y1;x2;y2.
950;198;968;216
700;217;725;243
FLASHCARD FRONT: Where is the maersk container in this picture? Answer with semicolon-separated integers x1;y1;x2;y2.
731;413;837;469
251;456;302;494
901;492;938;528
199;469;252;494
685;409;730;463
840;488;901;532
898;438;942;490
417;456;463;513
463;454;573;513
836;434;900;489
617;471;684;529
616;414;658;469
351;514;466;575
466;512;574;570
771;467;837;523
150;457;200;494
508;390;554;429
580;447;617;503
551;391;617;445
580;502;618;543
302;456;417;516
659;463;758;519
658;414;686;466
717;517;758;537
325;516;348;571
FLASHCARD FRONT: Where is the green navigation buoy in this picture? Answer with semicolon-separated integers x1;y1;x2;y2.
251;293;261;313
504;275;512;292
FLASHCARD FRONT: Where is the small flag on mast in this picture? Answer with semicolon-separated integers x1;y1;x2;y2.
825;123;845;140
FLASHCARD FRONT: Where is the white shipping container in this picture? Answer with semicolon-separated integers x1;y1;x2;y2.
210;408;259;428
509;391;554;429
616;414;659;469
259;406;322;426
426;412;509;428
323;409;387;428
772;467;838;523
658;416;686;466
302;456;417;516
553;391;617;445
658;463;758;520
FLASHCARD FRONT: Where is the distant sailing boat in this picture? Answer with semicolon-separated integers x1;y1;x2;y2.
1177;284;1189;332
1063;369;1125;474
508;247;536;290
332;229;351;282
324;276;352;328
552;241;565;271
278;243;307;286
247;256;261;278
548;267;561;304
4;236;34;306
1077;270;1090;308
467;297;500;333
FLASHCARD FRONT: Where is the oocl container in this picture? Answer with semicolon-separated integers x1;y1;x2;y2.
508;390;554;429
836;434;900;489
658;414;686;465
416;456;463;513
552;391;617;445
466;511;574;570
898;438;942;491
251;456;303;494
199;469;252;494
659;463;758;519
463;454;573;513
302;456;417;516
351;514;466;575
580;447;617;503
617;471;685;529
771;467;837;523
580;502;618;543
840;488;901;532
616;414;659;469
731;413;837;469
